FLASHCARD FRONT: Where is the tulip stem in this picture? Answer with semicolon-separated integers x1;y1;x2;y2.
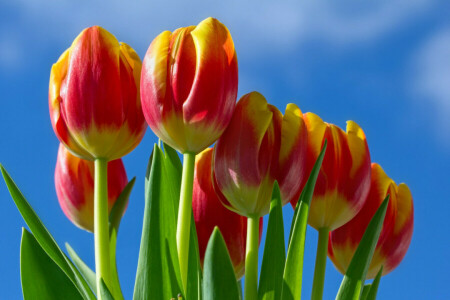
94;158;111;298
176;152;196;293
244;215;259;300
311;227;329;300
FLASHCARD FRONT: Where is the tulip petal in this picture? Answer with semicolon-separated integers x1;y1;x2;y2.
298;113;371;230
214;92;280;217
278;103;307;205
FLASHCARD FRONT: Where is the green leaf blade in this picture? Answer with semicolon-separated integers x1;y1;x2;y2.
281;141;327;300
258;182;285;300
336;196;389;300
202;227;240;300
66;243;97;293
99;279;114;300
186;211;203;300
0;164;95;300
21;228;82;300
361;266;383;300
133;144;183;300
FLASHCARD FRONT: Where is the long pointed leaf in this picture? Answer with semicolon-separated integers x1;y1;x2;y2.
202;227;240;300
99;279;114;300
187;211;202;300
361;266;383;300
108;177;135;300
0;164;95;300
109;177;135;235
336;196;389;300
281;141;327;300
66;243;97;293
258;182;285;300
21;228;82;300
133;145;183;299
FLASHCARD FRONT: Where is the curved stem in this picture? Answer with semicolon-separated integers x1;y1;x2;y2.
311;227;329;300
244;215;259;300
176;152;196;292
94;159;111;298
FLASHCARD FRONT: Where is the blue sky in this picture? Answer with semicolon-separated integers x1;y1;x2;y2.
1;0;449;299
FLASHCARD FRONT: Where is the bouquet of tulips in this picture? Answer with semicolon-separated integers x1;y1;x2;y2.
1;17;413;300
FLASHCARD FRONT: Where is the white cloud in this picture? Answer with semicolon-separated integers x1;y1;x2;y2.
7;0;434;56
412;27;450;138
0;32;23;71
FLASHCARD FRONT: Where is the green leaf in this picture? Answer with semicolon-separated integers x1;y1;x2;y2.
65;243;97;293
109;177;135;235
258;182;285;300
336;196;389;300
361;266;383;300
133;144;183;300
360;284;371;300
202;227;240;300
281;141;327;300
109;177;135;300
186;212;203;300
238;280;243;300
99;279;114;300
21;228;82;300
0;164;95;300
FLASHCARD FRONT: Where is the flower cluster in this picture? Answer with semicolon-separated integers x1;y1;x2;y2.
1;16;414;300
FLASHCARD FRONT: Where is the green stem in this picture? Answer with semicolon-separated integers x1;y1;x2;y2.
311;227;329;300
176;152;196;292
244;215;259;300
94;159;111;298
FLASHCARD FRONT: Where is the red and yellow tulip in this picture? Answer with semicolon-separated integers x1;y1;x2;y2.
140;17;238;154
277;104;308;205
49;26;147;161
213;92;282;217
290;113;371;231
193;148;262;279
54;144;128;232
328;163;414;278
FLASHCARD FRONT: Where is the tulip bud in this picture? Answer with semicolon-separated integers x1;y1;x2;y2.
328;163;414;278
49;26;147;161
55;144;128;232
290;113;371;230
141;17;238;154
193;148;263;279
277;103;308;205
213;92;282;217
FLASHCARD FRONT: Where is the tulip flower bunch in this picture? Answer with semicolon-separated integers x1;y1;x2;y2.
0;17;413;300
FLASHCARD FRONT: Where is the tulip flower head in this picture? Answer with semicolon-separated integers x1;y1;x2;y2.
213;91;282;217
291;113;371;231
140;17;238;154
55;144;128;232
277;103;308;205
193;148;263;279
328;163;414;279
49;26;147;161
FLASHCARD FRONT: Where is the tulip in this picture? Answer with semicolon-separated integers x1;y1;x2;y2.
294;113;371;300
55;144;127;232
141;18;238;290
49;26;147;161
290;112;371;231
213;91;281;299
140;17;238;154
277;103;308;205
328;163;414;279
49;26;145;295
213;92;282;218
193;148;263;279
